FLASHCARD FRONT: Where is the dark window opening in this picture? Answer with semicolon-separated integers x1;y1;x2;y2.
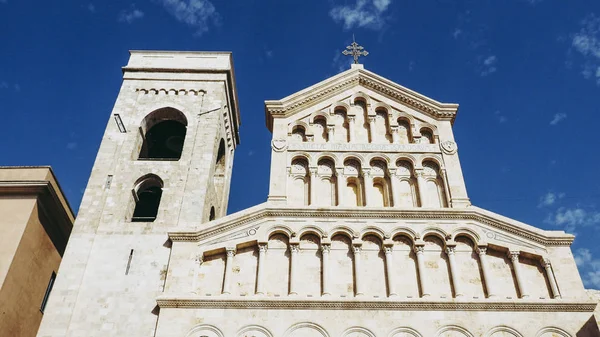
40;271;56;313
209;207;216;221
139;120;187;160
132;176;163;222
215;139;226;175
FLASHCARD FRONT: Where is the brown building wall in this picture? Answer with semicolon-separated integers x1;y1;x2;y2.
0;167;74;337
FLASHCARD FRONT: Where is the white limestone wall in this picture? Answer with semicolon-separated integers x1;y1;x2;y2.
36;52;239;337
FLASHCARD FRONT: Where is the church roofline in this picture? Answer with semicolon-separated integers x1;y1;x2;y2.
264;67;459;132
169;203;574;247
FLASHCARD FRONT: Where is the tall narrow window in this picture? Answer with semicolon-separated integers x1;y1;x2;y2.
132;175;164;222
139;107;188;160
213;139;227;210
40;271;56;313
209;207;216;221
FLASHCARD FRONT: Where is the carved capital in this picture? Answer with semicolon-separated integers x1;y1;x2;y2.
414;169;425;178
390;126;399;134
368;116;376;124
258;243;268;253
361;169;371;178
321;245;331;254
508;251;520;262
445;246;456;255
352;246;362;255
383;246;393;254
541;257;551;268
290;244;300;254
195;254;204;264
476;247;487;256
226;247;236;258
309;167;318;177
414;246;425;254
348;116;356;123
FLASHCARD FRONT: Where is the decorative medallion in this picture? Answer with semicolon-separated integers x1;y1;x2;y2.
271;139;288;152
441;140;457;155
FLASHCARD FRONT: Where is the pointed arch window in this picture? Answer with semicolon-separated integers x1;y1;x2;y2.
139;107;188;160
132;174;164;222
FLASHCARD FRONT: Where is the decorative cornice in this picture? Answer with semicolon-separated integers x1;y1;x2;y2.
156;297;596;313
169;205;574;247
264;69;459;131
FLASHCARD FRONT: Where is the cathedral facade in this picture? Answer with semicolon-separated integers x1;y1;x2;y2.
37;51;598;337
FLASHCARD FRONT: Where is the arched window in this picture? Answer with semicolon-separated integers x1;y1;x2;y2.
354;98;371;143
421;160;447;208
333;108;350;143
288;157;310;206
420;128;435;144
343;158;363;206
397;118;412;144
316;157;336;206
369;159;391;207
312;116;329;143
291;125;307;142
132;174;163;222
374;109;392;143
395;160;419;207
139;107;188;160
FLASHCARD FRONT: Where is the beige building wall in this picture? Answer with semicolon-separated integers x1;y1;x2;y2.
0;167;74;337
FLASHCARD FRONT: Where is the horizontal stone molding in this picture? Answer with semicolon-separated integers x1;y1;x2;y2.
169;204;574;247
287;142;440;154
156;297;596;312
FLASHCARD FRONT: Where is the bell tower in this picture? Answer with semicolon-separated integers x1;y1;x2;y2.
36;51;240;337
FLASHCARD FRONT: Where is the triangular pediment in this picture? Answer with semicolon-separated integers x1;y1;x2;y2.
264;65;459;131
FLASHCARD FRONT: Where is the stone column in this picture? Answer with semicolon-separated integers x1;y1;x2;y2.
348;116;356;143
414;169;427;207
336;168;344;206
508;251;529;298
446;246;463;297
414;245;430;297
476;247;496;298
327;124;335;142
353;245;364;296
391;125;400;143
256;243;267;295
309;167;318;206
389;169;401;207
222;247;236;294
368;116;377;143
541;258;561;299
321;244;331;296
362;169;372;206
384;244;397;297
289;244;300;295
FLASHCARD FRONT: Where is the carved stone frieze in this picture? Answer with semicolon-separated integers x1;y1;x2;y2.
155;297;597;312
288;142;440;154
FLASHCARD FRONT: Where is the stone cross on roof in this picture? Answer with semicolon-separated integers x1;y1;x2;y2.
342;36;368;64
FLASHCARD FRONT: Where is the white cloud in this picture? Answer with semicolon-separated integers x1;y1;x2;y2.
571;14;600;85
494;110;507;123
66;142;78;150
330;0;391;30
452;28;462;40
550;113;567;125
157;0;220;36
0;0;7;4
480;55;497;76
544;207;600;230
0;81;8;89
332;50;352;73
574;248;600;288
538;192;564;208
87;3;95;13
119;7;144;23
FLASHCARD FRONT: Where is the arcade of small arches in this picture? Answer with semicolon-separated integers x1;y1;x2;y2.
186;322;573;337
287;155;446;208
289;96;437;145
195;226;562;301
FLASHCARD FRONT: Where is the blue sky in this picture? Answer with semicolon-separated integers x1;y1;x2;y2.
1;0;600;288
